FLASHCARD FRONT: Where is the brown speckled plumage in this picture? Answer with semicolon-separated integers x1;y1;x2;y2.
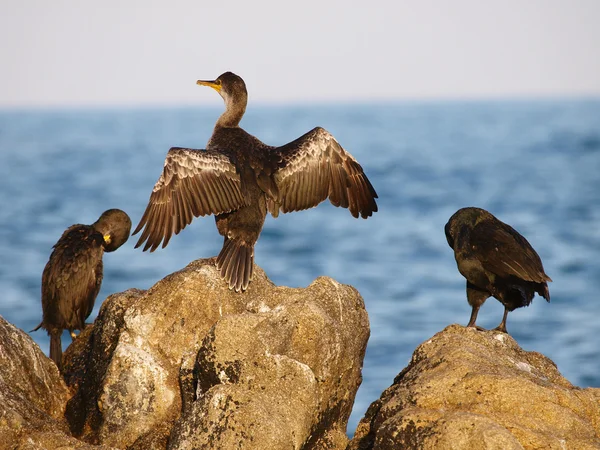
445;207;551;333
134;72;378;292
34;209;131;370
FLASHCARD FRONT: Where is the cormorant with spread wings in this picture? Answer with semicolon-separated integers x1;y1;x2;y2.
445;207;551;334
134;72;378;292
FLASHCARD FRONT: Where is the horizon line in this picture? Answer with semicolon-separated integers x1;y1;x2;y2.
1;92;599;112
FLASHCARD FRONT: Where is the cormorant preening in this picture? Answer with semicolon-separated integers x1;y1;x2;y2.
134;72;378;292
444;207;551;333
34;209;131;370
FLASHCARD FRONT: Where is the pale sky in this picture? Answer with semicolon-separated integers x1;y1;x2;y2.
1;0;599;107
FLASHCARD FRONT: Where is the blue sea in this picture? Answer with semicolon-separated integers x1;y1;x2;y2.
1;99;599;434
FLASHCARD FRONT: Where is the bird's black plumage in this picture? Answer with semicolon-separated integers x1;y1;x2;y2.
444;207;551;333
34;209;131;370
134;72;378;292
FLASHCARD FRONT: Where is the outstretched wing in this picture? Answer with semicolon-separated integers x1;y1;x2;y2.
133;147;246;251
470;220;551;283
270;127;378;219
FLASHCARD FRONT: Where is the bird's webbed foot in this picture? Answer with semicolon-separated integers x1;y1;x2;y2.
492;324;508;334
466;323;488;332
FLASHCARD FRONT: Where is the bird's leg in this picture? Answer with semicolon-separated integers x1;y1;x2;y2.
493;308;509;333
466;281;489;331
466;304;486;331
466;305;479;327
70;330;77;340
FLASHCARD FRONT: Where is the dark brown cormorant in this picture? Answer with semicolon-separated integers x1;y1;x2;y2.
134;71;378;292
444;207;551;333
34;209;131;370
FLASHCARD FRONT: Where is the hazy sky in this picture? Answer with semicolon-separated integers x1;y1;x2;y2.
1;0;599;107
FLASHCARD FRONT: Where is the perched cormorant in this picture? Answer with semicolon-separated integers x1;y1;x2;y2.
444;207;551;333
34;209;131;370
134;71;378;292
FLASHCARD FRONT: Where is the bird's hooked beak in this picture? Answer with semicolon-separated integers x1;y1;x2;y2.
103;234;112;245
196;79;221;93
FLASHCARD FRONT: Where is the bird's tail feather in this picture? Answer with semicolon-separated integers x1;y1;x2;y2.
216;239;254;292
49;330;63;371
508;284;535;308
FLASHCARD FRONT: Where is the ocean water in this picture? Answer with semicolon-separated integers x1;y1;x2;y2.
1;99;599;434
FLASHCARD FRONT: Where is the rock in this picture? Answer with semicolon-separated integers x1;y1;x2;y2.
348;324;600;450
5;265;600;450
0;315;115;449
64;258;370;449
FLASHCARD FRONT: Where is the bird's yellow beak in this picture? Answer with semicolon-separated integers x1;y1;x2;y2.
103;234;112;245
196;79;221;93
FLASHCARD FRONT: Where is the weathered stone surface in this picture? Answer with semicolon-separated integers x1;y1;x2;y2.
348;324;600;450
63;288;145;442
5;267;600;450
65;258;369;449
0;315;115;449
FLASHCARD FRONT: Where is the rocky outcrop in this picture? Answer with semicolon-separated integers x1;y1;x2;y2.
6;260;600;450
0;316;114;449
348;324;600;450
64;258;369;449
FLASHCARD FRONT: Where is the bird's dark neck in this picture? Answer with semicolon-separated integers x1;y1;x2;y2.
216;93;247;128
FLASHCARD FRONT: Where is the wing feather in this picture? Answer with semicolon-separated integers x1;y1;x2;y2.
272;127;377;218
134;147;246;251
190;176;210;213
217;173;238;205
470;220;551;283
41;226;104;330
